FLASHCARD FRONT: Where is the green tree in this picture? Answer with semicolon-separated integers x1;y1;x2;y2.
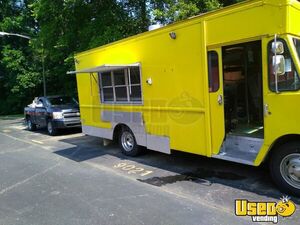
0;0;41;115
152;0;222;24
30;0;137;97
120;0;150;32
150;0;244;24
0;0;243;115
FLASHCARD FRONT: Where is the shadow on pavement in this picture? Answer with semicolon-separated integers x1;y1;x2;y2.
22;127;82;136
55;135;300;204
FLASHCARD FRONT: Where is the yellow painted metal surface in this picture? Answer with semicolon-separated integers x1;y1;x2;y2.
208;48;225;155
74;0;300;165
77;22;210;155
288;1;300;36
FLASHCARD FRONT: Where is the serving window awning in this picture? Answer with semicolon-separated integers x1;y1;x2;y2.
67;63;140;75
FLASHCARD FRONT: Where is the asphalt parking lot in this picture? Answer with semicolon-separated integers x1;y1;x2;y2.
0;116;299;225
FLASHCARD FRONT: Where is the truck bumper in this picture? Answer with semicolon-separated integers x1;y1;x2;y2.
52;118;81;129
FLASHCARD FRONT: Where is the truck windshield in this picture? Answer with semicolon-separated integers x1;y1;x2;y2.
47;96;78;106
293;38;300;60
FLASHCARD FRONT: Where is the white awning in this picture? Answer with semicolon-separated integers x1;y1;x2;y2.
67;63;140;74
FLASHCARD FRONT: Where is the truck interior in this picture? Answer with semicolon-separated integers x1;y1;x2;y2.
222;41;264;139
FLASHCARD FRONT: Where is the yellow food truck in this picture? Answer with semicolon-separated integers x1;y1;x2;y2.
69;0;300;195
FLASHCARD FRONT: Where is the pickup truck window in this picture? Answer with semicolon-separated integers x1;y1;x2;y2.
36;99;45;107
48;97;78;106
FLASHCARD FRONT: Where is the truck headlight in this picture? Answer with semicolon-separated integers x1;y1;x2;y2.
52;112;63;119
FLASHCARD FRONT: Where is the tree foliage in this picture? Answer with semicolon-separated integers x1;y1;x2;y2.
152;0;221;24
0;0;39;114
0;0;243;115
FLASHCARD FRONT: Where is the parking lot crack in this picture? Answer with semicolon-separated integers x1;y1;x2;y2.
0;147;32;155
90;193;151;203
0;163;60;196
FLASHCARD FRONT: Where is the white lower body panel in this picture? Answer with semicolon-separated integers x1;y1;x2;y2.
82;124;170;154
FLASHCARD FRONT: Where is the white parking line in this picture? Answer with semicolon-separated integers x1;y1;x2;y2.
0;148;31;155
9;125;26;130
0;132;51;150
0;163;60;196
2;129;11;133
31;140;44;144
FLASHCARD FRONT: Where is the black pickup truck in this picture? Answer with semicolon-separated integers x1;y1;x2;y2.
24;96;81;135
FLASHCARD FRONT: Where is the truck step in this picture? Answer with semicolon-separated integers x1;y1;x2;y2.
212;135;264;166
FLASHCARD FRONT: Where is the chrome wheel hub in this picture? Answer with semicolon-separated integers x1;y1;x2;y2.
47;122;53;134
121;131;134;152
27;120;32;129
280;153;300;189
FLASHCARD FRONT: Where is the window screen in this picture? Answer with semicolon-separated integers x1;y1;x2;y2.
101;72;112;86
114;70;126;85
99;66;142;103
129;67;141;84
208;51;220;92
130;86;142;102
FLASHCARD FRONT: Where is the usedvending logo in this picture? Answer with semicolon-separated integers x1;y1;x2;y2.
235;196;296;223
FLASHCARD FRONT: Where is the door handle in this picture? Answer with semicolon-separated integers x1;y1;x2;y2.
217;94;223;105
264;104;271;116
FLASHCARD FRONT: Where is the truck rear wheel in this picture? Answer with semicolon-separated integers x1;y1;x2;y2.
26;117;36;131
47;120;58;136
118;126;143;156
270;142;300;196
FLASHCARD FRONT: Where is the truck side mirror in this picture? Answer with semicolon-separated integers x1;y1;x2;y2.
273;55;286;76
272;41;284;54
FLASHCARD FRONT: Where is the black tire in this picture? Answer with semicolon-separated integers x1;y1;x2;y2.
47;119;58;136
270;141;300;197
118;126;143;156
26;117;37;131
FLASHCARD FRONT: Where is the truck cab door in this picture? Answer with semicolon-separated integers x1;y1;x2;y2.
262;37;300;156
207;49;225;155
36;98;47;127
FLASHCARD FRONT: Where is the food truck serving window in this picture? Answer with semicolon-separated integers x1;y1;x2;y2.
99;66;142;104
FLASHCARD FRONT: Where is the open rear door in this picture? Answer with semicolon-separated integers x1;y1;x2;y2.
207;48;225;155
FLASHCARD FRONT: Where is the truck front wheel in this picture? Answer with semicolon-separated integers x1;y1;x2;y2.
26;117;36;131
270;142;300;196
47;120;58;136
118;126;143;156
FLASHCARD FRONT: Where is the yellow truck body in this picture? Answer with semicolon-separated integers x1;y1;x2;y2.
70;0;300;193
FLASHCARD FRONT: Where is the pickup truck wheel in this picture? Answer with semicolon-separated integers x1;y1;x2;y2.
47;120;58;136
118;127;143;157
270;142;300;196
26;117;36;131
